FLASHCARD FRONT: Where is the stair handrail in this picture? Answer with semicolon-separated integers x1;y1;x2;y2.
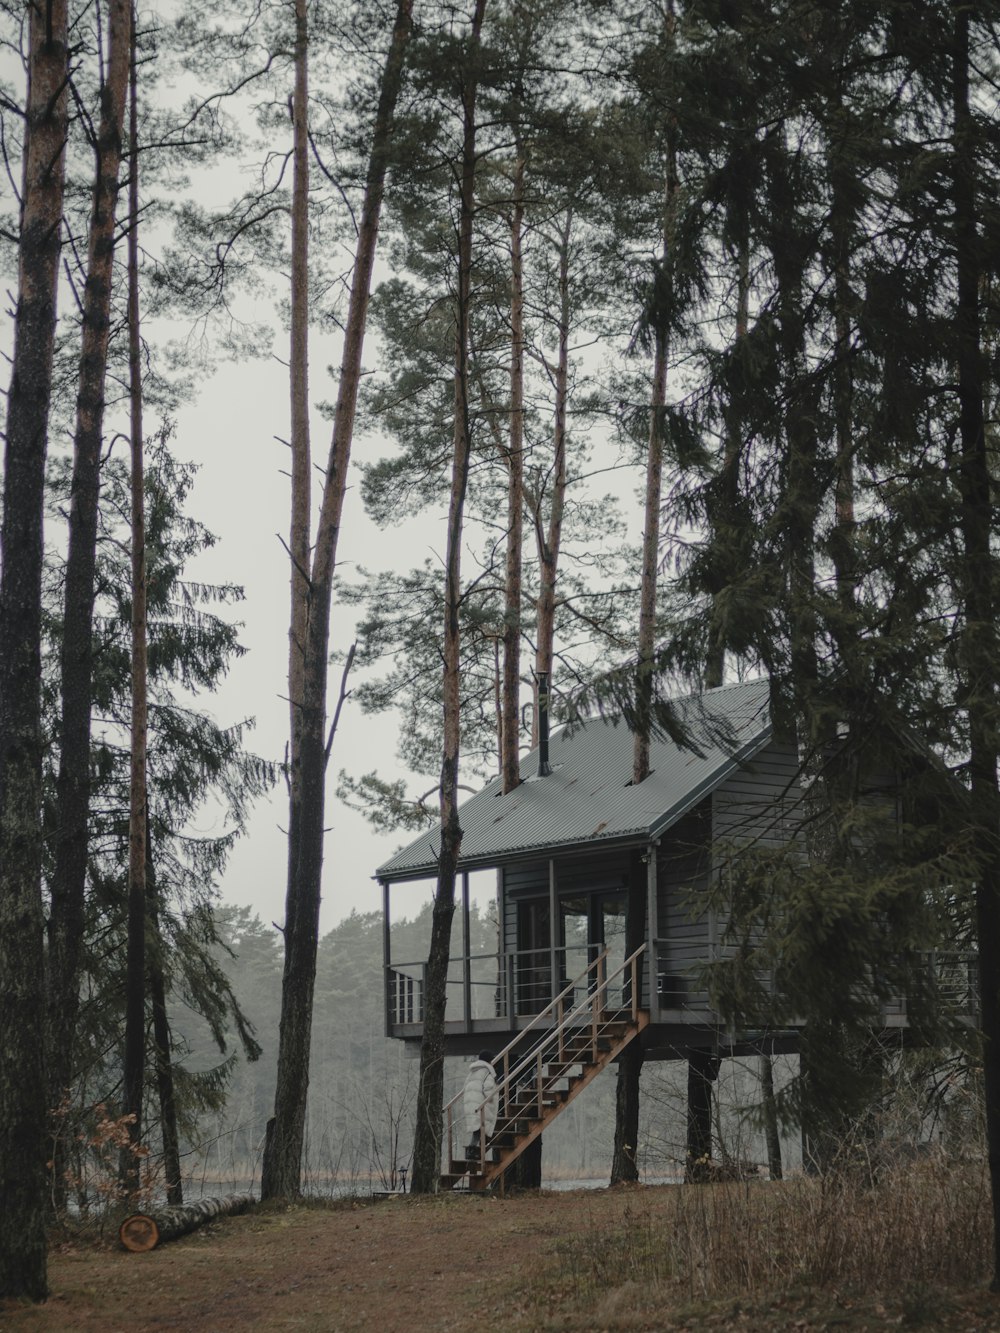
498;942;645;1093
444;946;610;1168
444;943;647;1174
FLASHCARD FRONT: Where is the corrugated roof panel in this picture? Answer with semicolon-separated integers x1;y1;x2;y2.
375;677;771;882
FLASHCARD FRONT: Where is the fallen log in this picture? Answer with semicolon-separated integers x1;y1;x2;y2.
119;1193;256;1252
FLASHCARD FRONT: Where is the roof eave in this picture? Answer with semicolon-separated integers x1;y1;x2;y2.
378;725;772;885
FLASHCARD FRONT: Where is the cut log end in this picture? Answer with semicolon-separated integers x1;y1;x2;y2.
119;1194;256;1251
119;1214;160;1252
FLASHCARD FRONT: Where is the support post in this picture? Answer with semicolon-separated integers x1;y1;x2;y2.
686;1048;720;1182
462;870;472;1026
382;880;392;1036
646;841;658;1016
548;858;558;1006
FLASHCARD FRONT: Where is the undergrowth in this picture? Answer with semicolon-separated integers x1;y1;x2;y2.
547;1151;991;1313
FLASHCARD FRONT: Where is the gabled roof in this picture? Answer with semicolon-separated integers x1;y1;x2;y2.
376;677;772;883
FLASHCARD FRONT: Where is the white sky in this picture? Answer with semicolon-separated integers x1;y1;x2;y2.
175;351;440;935
175;349;570;938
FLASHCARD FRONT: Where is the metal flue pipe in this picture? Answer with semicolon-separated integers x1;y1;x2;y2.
537;671;552;776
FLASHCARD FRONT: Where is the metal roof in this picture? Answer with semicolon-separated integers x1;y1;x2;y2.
376;678;772;883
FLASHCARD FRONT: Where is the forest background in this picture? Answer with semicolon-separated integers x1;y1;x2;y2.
5;0;1000;1305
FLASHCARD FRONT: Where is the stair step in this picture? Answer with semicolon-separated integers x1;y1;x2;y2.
440;1004;648;1193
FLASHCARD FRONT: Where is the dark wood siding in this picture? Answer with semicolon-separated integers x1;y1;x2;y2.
711;740;802;849
656;799;712;1006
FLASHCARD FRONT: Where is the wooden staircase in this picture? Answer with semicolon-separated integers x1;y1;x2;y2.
441;945;650;1193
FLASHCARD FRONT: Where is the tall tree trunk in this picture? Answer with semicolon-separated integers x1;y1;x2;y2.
610;853;647;1184
410;0;487;1195
951;2;1000;1291
768;134;820;738
631;328;667;784
48;0;132;1202
0;0;69;1300
284;0;311;966
146;823;182;1206
531;209;571;739
760;1051;782;1181
613;8;678;1181
685;1049;719;1182
704;219;749;690
263;0;413;1201
120;21;148;1198
500;147;525;794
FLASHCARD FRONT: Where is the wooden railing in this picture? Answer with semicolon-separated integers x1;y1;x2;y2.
444;943;647;1171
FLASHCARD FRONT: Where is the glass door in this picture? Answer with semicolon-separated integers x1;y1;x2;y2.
599;892;628;1008
560;897;590;1004
516;899;550;1015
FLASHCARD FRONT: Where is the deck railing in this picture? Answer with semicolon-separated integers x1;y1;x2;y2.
385;943;637;1029
444;943;646;1172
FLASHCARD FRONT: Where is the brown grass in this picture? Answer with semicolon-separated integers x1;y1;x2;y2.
541;1151;992;1322
2;1161;998;1331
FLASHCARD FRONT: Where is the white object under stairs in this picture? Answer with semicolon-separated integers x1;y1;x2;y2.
441;944;649;1192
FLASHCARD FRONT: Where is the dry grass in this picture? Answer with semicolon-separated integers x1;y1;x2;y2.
545;1150;992;1316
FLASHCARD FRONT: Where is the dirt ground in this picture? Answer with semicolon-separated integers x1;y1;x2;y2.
2;1188;1000;1333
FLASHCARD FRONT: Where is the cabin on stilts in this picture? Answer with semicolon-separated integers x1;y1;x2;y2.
375;678;975;1191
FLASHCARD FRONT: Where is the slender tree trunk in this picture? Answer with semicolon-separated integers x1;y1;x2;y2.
48;0;132;1203
120;23;148;1198
704;219;749;690
760;1051;782;1181
263;0;413;1200
951;2;1000;1291
631;328;667;783
531;209;571;738
768;135;820;736
0;0;69;1300
146;824;182;1206
49;0;132;1125
263;0;312;1204
685;1050;719;1182
613;13;677;1180
284;0;311;964
610;854;647;1184
500;148;525;794
410;0;487;1194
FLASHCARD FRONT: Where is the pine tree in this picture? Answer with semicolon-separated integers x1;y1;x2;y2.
262;0;414;1200
0;0;70;1299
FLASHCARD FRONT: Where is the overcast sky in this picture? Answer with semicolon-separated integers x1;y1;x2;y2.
0;21;644;946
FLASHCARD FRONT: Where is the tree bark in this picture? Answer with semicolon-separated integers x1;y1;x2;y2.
610;853;647;1184
410;0;487;1194
704;219;749;690
685;1050;719;1182
760;1051;782;1181
120;18;148;1199
263;0;413;1200
0;0;69;1300
500;147;525;794
48;0;132;1203
119;1194;255;1251
284;0;311;963
531;209;571;738
146;824;182;1206
616;6;677;1179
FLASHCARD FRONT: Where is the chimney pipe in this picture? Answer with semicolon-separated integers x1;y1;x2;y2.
537;671;551;776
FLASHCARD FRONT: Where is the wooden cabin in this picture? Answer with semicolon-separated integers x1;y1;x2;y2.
377;674;979;1045
376;678;975;1187
377;679;797;1057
